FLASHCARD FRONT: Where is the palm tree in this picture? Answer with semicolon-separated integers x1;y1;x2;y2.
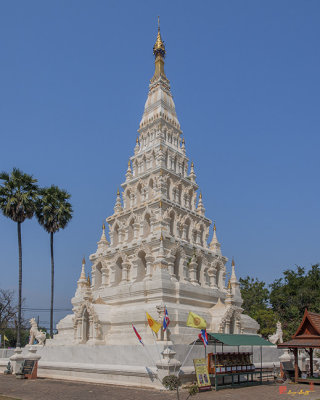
36;185;72;338
0;168;38;347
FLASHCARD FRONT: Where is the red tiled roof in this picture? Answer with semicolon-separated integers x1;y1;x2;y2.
308;312;320;332
278;338;320;348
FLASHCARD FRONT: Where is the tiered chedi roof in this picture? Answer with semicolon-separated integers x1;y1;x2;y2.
106;24;214;261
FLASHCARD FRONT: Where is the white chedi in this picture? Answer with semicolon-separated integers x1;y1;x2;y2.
35;23;260;388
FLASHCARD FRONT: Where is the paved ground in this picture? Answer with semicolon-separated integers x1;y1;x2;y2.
1;375;320;400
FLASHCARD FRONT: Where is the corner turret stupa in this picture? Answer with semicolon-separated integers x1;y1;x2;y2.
29;22;259;387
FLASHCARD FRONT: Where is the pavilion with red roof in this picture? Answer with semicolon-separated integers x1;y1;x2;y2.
278;309;320;383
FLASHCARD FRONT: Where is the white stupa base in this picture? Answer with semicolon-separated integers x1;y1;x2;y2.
0;342;285;388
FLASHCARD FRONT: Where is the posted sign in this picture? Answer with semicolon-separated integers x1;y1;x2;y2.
193;358;211;391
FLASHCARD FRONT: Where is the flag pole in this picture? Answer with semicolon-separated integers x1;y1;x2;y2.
178;338;197;376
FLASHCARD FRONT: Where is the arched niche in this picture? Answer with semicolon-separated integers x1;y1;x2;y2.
94;262;102;289
148;179;154;200
143;214;151;238
188;189;193;209
196;257;203;284
128;218;134;242
81;308;90;343
137;250;147;281
169;210;175;236
167;178;171;200
126;189;131;209
185;218;191;241
115;257;123;284
199;225;204;247
136;183;142;206
173;251;181;280
113;224;119;246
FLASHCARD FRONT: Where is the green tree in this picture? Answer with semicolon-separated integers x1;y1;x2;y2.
35;185;73;338
239;276;278;338
270;264;320;340
0;168;38;347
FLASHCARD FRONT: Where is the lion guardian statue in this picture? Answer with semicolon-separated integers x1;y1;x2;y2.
29;318;46;346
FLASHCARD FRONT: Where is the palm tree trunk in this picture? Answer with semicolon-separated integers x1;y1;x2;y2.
50;232;54;338
17;221;22;348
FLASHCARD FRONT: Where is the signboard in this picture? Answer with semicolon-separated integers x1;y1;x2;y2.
22;360;38;379
193;358;211;391
22;360;35;375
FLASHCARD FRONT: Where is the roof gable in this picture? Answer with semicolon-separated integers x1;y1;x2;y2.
293;309;320;338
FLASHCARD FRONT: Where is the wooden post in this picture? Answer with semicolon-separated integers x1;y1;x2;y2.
294;348;299;383
310;348;313;377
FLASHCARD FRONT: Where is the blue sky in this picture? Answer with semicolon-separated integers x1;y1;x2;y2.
0;0;319;328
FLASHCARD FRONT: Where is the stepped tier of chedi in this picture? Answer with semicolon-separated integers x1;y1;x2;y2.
53;23;259;348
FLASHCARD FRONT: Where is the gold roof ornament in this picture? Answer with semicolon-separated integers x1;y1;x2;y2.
102;222;105;231
136;136;139;144
227;279;231;290
117;188;120;196
232;258;235;267
82;256;85;265
213;222;216;231
153;16;166;58
87;274;91;286
199;192;202;200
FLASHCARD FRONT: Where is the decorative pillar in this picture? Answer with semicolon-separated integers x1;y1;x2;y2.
91;266;96;288
130;258;139;282
294;348;299;383
189;259;199;285
101;266;109;287
89;316;94;341
310;348;314;377
207;267;217;288
109;265;117;286
121;260;130;284
182;224;187;240
144;255;154;281
180;257;190;283
167;256;176;280
133;222;140;239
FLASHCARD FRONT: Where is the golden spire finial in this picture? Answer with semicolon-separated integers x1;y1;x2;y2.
153;17;165;58
160;233;163;241
232;258;235;267
182;138;185;144
191;161;194;168
87;274;91;286
117;188;120;196
82;256;85;265
227;279;231;290
136;136;139;144
199;192;202;200
213;222;216;231
102;222;105;231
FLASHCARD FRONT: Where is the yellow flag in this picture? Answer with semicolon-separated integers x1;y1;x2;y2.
146;312;161;333
4;335;9;342
186;311;207;329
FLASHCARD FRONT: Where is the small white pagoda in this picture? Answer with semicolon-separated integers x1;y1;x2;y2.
39;23;259;387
